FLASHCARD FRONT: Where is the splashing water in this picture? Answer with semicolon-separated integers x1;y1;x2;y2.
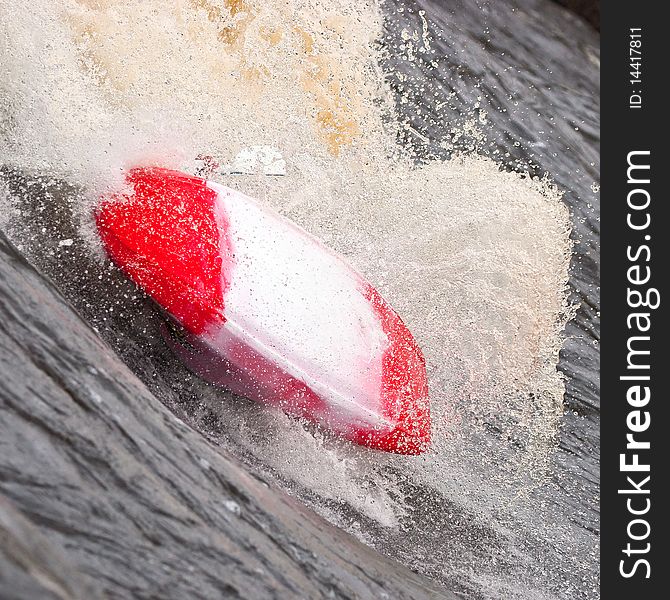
1;1;575;597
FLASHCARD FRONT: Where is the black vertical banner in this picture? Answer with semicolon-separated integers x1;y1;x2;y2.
601;4;667;597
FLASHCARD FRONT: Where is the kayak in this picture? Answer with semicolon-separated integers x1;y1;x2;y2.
96;167;430;454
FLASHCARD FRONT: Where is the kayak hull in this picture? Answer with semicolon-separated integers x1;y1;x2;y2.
96;167;430;454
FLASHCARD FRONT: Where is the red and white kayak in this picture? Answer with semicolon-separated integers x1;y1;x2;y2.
96;167;430;454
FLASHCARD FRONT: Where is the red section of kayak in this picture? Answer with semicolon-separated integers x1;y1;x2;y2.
96;168;228;334
351;286;431;455
163;324;330;418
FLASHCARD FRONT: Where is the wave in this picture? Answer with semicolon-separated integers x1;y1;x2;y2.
1;1;574;597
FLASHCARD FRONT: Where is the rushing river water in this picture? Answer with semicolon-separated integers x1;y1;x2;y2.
1;1;599;598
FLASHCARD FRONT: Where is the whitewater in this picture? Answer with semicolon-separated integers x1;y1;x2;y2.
1;1;597;598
